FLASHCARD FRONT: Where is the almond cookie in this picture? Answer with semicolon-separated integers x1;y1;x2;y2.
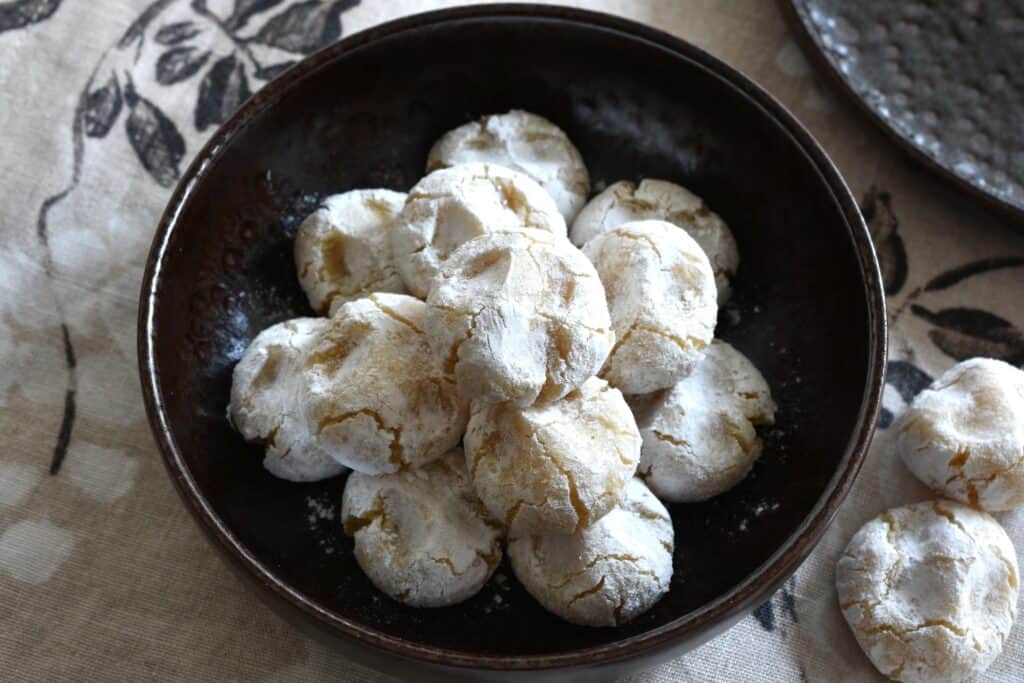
582;220;717;395
294;189;407;315
464;377;640;536
228;318;345;482
837;501;1019;682
509;478;673;627
304;293;467;475
390;162;566;298
631;340;775;502
570;179;738;302
342;449;503;608
427;110;590;222
426;229;613;407
895;358;1024;511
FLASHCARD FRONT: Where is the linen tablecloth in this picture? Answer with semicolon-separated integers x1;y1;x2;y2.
2;1;1023;680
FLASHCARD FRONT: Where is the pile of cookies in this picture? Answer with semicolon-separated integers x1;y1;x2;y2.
838;358;1024;681
229;110;776;626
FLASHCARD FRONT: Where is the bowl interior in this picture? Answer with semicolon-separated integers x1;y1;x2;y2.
147;9;877;662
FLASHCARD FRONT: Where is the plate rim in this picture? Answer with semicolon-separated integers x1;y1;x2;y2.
780;0;1024;223
137;2;887;672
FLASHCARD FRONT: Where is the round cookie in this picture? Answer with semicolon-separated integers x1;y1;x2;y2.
390;162;566;298
342;449;503;608
582;220;717;395
895;358;1024;511
836;501;1019;682
509;478;673;627
570;179;739;302
426;229;613;407
294;189;407;315
228;317;345;482
464;376;640;536
427;110;590;222
304;293;467;475
631;340;775;502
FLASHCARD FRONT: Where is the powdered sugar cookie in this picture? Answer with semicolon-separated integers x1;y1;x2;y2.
509;478;673;627
229;317;345;482
426;229;613;407
583;220;717;395
836;501;1019;682
304;293;467;475
464;377;640;536
294;189;407;315
570;179;738;302
631;340;775;502
895;358;1024;511
342;449;503;608
427;110;589;222
390;162;566;298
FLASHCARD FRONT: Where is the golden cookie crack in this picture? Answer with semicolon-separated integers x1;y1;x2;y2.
930;502;971;537
665;205;713;229
316;231;351;281
879;512;898;546
608;227;663;261
467;432;490;481
547;552;644;590
494;178;547;230
533;430;591;533
317;408;405;469
428;555;465;576
944;448;1024;505
990;543;1020;589
475;544;502;573
563;566;664;611
320;270;400;312
721;413;756;453
864;618;969;641
535;310;608;335
637;323;709;354
406;190;452;203
567;576;607;606
504;495;554;529
612;596;629;625
343;491;388;535
648;427;750;482
429;300;486;376
606;320;707;367
368;294;423;333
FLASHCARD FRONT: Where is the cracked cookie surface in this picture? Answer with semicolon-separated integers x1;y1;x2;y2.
895;358;1024;511
583;220;718;394
390;162;566;298
427;110;589;223
342;449;503;608
229;318;345;482
294;189;408;315
630;340;775;502
426;229;613;407
509;478;673;627
836;500;1019;682
464;376;640;536
570;179;738;303
304;293;467;475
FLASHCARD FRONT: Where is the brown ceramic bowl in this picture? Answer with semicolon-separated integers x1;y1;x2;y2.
138;5;886;680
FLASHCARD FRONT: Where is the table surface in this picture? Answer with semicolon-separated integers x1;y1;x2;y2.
1;1;1022;681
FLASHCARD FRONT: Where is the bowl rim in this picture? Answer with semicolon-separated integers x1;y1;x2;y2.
138;2;887;672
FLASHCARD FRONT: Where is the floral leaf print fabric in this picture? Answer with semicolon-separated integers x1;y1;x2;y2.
0;0;62;33
2;3;1024;682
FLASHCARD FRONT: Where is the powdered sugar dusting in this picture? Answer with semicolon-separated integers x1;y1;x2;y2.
306;493;337;529
737;500;782;533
